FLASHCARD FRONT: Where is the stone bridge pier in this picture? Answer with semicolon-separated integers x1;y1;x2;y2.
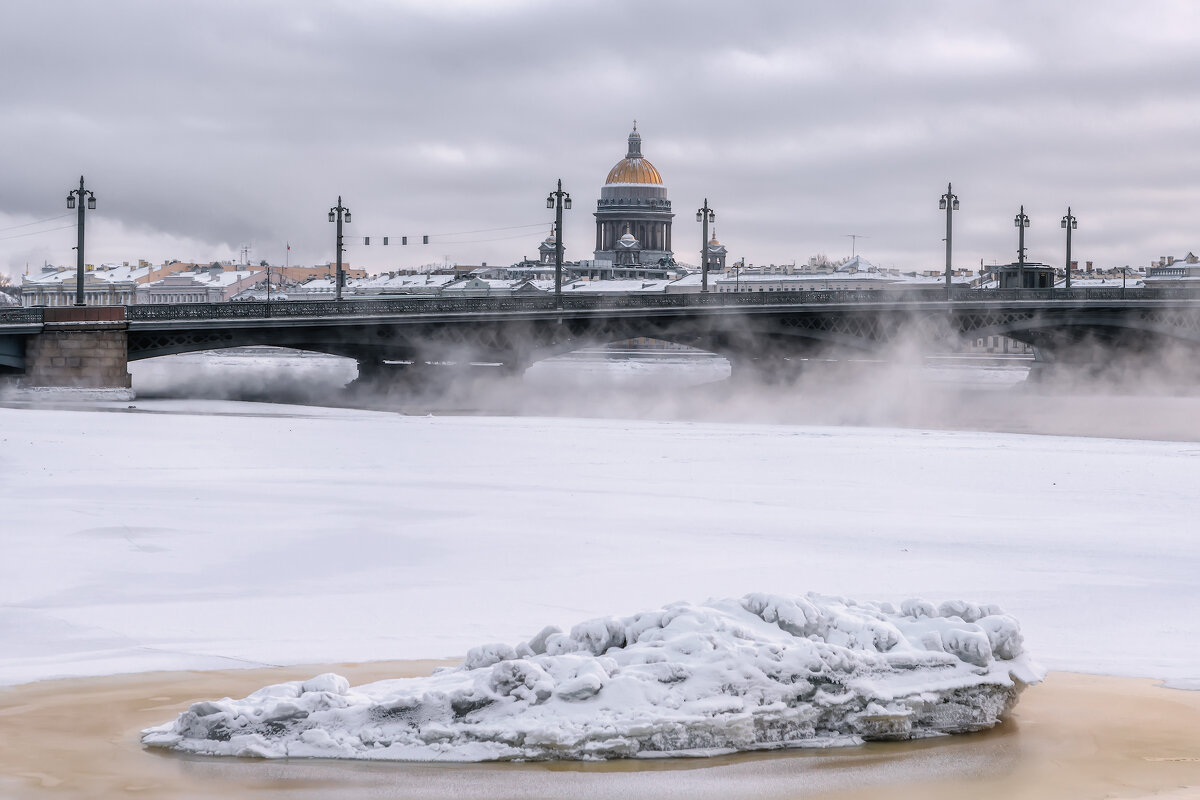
21;307;132;395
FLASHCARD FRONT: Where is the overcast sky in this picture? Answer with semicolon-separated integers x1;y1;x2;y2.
2;0;1198;279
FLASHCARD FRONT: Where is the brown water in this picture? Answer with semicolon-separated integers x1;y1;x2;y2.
1;664;1198;799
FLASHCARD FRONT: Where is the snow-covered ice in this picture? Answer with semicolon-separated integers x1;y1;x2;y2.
1;396;1198;691
141;593;1042;761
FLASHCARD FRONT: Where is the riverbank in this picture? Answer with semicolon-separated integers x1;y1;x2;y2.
1;664;1197;799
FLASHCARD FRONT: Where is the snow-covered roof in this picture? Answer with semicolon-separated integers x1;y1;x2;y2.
1063;276;1144;287
355;273;457;290
716;271;894;284
23;265;152;285
139;268;263;289
889;272;960;285
231;290;290;301
298;278;337;291
565;279;671;293
443;278;524;291
837;255;878;273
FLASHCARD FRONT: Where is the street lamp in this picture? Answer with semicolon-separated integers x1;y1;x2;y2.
939;183;959;294
1014;205;1030;289
546;179;571;308
696;199;715;293
66;176;97;306
1060;207;1078;291
328;196;351;301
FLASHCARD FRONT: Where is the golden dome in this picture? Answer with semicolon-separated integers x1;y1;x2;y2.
606;157;663;185
605;124;664;185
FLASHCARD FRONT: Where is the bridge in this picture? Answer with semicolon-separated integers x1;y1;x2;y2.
3;287;1200;391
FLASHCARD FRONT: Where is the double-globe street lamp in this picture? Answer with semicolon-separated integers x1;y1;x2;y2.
938;183;959;293
697;199;715;293
1061;207;1078;291
328;197;351;301
1014;206;1030;289
546;179;571;308
66;176;97;307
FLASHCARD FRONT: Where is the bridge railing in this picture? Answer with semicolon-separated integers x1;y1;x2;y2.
83;284;1200;324
0;307;45;324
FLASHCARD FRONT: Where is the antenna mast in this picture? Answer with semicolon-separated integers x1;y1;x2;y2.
843;234;869;258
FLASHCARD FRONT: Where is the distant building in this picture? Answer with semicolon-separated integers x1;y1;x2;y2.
1146;252;1200;287
537;228;559;265
708;256;966;293
21;264;148;306
138;263;267;303
705;234;727;273
594;124;674;270
990;262;1055;289
966;335;1035;356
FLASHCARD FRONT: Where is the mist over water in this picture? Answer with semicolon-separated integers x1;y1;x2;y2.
127;344;1200;442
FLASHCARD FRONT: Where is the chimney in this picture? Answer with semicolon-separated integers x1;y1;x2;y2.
1086;261;1093;272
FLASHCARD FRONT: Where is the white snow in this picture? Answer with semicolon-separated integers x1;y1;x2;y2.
141;593;1042;761
1;394;1198;692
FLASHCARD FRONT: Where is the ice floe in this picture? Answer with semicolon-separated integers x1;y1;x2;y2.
142;593;1044;761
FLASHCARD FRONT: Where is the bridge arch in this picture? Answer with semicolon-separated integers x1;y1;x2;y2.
963;309;1200;353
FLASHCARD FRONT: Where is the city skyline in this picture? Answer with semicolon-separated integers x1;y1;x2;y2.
2;0;1199;277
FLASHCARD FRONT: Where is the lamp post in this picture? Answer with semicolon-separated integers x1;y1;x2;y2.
328;196;351;301
697;199;715;293
66;176;96;307
1061;207;1077;291
546;179;571;308
1014;205;1030;289
939;183;959;294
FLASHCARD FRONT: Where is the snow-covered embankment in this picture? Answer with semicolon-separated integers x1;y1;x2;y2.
142;593;1044;761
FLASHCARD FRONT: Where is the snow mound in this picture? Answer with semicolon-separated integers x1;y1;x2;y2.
142;593;1044;761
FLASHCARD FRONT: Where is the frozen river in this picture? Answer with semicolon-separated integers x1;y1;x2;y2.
3;347;1200;797
2;347;1199;688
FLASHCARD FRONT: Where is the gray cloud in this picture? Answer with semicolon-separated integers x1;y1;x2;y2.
2;0;1199;277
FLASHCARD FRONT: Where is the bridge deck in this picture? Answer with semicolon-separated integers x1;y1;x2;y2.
3;286;1197;331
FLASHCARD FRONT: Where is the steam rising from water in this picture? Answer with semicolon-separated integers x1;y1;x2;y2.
127;341;1200;442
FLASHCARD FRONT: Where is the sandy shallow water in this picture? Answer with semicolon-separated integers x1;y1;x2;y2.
1;663;1198;800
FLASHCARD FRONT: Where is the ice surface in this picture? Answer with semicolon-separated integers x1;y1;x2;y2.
3;399;1199;690
142;593;1043;761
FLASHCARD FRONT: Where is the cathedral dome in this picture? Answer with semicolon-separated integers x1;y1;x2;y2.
605;124;664;186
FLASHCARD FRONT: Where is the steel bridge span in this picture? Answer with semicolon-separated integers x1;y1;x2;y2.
3;288;1200;388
